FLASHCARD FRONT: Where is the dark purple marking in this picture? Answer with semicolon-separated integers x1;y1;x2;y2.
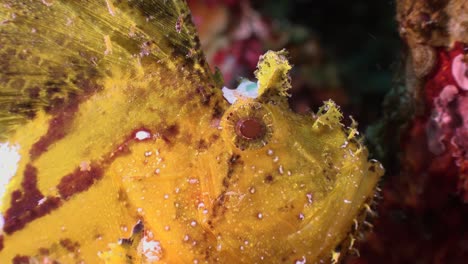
3;164;61;235
29;103;80;160
57;165;104;200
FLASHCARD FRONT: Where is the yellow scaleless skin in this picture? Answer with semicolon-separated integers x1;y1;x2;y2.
0;1;383;263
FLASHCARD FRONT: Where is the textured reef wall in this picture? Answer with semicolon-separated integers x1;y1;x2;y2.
347;0;468;263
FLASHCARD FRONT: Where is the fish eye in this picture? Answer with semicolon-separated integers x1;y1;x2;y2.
222;101;273;150
235;117;265;140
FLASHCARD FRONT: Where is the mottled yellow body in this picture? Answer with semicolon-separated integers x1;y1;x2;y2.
0;1;382;263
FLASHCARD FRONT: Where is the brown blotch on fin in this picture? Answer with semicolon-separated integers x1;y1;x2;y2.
29;103;80;160
28;78;102;159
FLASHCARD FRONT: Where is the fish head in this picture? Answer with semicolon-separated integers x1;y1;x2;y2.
207;50;384;262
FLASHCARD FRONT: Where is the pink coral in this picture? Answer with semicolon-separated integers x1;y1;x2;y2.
426;85;458;155
452;54;468;91
420;43;468;200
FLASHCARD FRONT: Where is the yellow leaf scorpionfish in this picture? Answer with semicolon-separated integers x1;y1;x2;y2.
0;1;383;263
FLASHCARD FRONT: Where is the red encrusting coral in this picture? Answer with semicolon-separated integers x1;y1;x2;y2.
423;42;468;201
424;43;463;106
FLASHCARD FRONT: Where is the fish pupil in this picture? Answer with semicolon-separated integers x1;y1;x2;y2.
236;118;265;140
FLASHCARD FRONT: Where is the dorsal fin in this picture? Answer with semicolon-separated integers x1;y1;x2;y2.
0;0;212;139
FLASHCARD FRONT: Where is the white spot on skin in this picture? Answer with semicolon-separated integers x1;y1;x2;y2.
138;231;163;262
306;193;313;204
135;130;151;141
188;178;199;184
190;221;197;227
278;165;284;175
298;213;305;220
257;213;263;219
0;143;21;207
344;199;352;204
37;197;47;206
452;54;468;90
